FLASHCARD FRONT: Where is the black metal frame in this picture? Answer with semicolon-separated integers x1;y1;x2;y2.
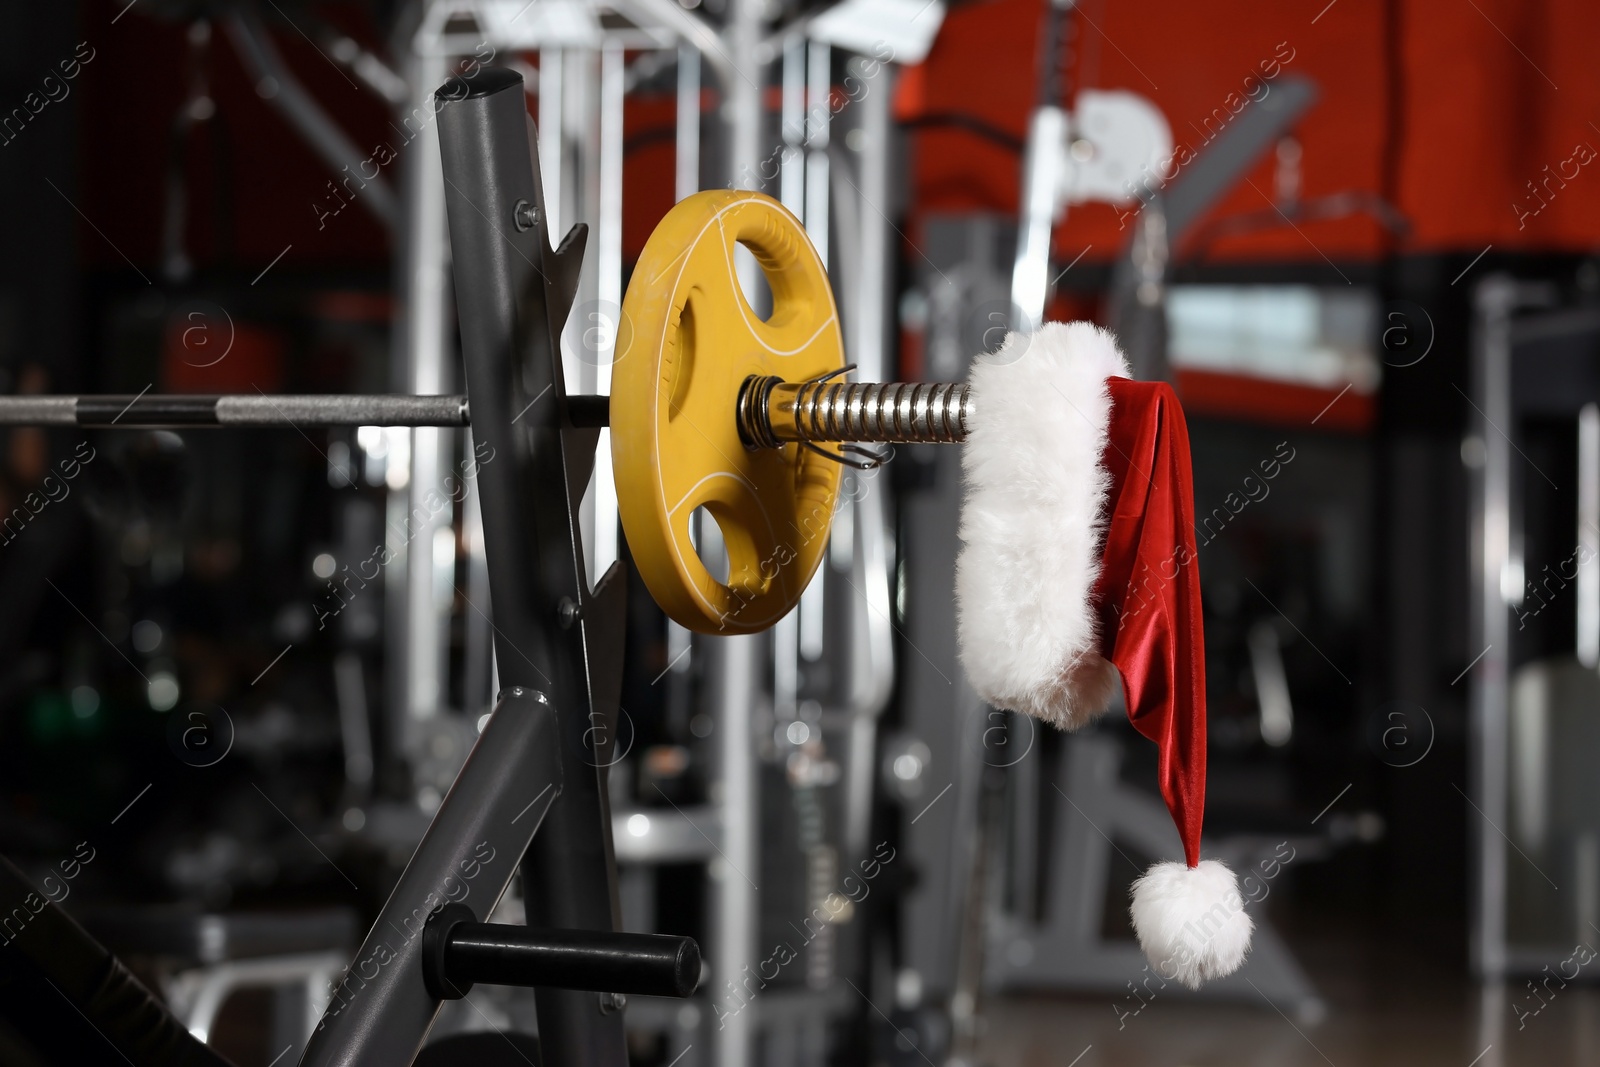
429;65;633;1067
296;66;635;1067
301;67;637;1066
296;66;636;1065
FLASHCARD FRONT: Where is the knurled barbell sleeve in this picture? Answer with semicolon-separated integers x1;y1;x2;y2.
738;376;971;448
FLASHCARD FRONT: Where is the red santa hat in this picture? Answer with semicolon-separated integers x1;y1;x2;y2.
955;320;1252;989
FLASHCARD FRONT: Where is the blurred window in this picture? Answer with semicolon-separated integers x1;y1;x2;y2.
1166;285;1380;393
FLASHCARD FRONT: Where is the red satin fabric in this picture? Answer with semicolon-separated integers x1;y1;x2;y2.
1093;379;1207;870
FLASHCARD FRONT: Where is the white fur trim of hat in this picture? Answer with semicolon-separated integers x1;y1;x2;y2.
955;320;1127;729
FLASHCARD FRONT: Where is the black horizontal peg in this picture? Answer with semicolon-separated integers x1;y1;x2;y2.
421;903;700;1001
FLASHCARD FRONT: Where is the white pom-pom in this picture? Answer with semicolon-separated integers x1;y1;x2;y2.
1129;859;1254;990
955;321;1129;728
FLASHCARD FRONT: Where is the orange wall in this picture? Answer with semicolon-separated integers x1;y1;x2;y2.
901;0;1600;263
77;0;1600;276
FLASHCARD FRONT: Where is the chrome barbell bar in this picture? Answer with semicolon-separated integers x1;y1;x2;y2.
0;393;593;429
0;380;971;450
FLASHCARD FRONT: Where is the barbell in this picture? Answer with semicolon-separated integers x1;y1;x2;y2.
0;191;972;635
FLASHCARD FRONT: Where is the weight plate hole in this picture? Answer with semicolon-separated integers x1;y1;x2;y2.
733;243;775;323
690;506;730;585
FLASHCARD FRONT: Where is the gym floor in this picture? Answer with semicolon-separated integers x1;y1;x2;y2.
975;930;1598;1067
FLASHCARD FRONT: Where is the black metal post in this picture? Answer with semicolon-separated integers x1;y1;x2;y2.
435;68;630;1067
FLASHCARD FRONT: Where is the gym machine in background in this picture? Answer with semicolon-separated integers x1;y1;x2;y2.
1468;276;1600;1067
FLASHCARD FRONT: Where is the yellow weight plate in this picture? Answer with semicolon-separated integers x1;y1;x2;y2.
612;190;843;634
